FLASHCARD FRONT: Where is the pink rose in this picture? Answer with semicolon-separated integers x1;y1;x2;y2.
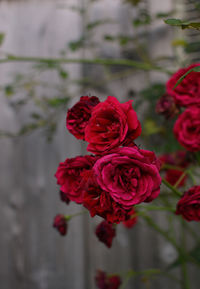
174;107;200;152
176;186;200;221
85;96;141;154
55;155;97;203
93;147;161;207
166;63;200;107
66;96;100;140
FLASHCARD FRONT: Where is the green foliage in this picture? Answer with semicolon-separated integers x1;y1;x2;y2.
165;18;200;30
0;33;5;46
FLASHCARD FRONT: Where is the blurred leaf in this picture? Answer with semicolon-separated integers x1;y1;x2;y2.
68;37;85;51
47;97;68;107
58;69;68;79
143;119;163;136
185;41;200;53
86;19;112;31
0;33;5;46
164;18;200;30
19;120;46;135
172;39;187;47
133;14;151;27
4;85;14;97
174;66;200;89
140;83;165;101
31;113;41;119
124;0;142;6
155;11;175;19
104;34;115;41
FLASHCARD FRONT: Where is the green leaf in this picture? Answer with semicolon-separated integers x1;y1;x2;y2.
124;0;142;6
4;85;14;97
164;18;200;30
58;69;68;79
68;38;84;51
0;33;5;46
86;19;112;31
174;66;200;89
47;97;68;107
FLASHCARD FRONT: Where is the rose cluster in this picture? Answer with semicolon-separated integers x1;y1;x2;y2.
54;95;161;229
156;63;200;152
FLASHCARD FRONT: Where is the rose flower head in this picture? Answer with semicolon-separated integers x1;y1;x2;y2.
55;155;97;204
174;106;200;152
166;63;200;107
176;186;200;221
83;172;133;224
85;96;141;154
66;96;100;140
95;270;121;289
93;146;161;207
53;214;68;236
95;220;116;248
156;93;179;119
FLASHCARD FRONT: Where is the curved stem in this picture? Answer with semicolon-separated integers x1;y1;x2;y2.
0;54;172;74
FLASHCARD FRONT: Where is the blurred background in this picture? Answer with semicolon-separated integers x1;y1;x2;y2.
0;0;200;288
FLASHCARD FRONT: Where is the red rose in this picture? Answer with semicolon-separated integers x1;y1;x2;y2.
95;270;121;289
123;208;137;228
176;186;200;221
53;214;68;236
174;107;200;152
66;96;100;139
156;93;179;119
95;221;116;248
93;147;161;207
166;63;200;107
55;155;97;203
83;174;133;223
85;96;141;154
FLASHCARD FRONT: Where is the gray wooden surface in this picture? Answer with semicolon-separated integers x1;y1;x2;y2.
1;1;200;289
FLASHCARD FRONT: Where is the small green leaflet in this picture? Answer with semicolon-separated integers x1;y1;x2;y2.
173;66;200;89
164;18;200;30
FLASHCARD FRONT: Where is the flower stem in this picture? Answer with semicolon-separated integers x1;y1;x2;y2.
0;54;172;74
180;219;190;289
162;179;182;197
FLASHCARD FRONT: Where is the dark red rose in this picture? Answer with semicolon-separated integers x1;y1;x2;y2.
123;208;137;228
95;270;121;289
93;147;161;207
156;93;179;119
55;155;97;203
95;221;116;248
59;190;70;204
83;175;132;224
176;186;200;221
159;151;189;187
174;107;200;152
66;96;100;139
85;96;141;154
166;63;200;107
53;214;67;236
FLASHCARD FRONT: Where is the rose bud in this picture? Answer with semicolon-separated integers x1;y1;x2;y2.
156;93;179;119
66;96;100;140
95;221;116;248
59;190;70;204
53;214;68;236
95;270;121;289
176;186;200;221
